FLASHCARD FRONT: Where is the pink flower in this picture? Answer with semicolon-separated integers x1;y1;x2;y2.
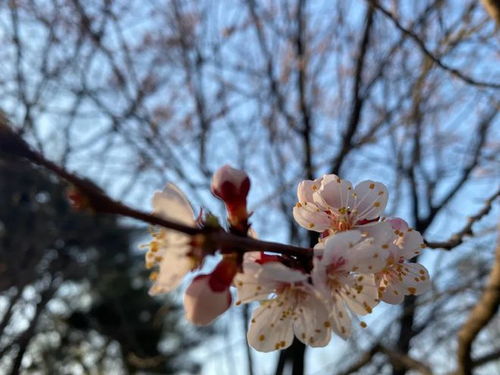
363;220;431;304
234;261;332;352
293;174;388;235
311;230;388;338
184;257;238;325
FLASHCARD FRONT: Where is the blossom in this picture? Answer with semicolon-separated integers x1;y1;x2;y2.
234;261;332;352
184;256;238;325
364;220;430;304
145;184;199;295
311;230;387;338
293;174;388;236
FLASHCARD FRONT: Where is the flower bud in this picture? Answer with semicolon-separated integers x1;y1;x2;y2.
211;165;250;229
183;256;238;325
67;186;91;211
211;165;250;204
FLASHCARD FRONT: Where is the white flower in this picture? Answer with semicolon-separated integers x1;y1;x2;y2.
362;220;430;304
144;184;198;295
234;261;332;352
293;174;388;235
311;230;388;338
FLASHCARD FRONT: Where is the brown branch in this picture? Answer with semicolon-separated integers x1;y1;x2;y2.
419;108;496;232
481;0;500;24
473;348;500;368
368;0;500;89
456;236;500;375
0;118;313;260
379;345;433;375
337;344;433;375
427;189;500;250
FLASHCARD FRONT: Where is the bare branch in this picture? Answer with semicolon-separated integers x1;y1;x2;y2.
420;108;497;231
368;0;500;89
337;344;433;375
456;236;500;375
0;118;313;260
427;189;500;250
473;348;500;368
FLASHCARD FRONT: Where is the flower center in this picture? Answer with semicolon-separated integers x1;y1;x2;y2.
327;207;355;232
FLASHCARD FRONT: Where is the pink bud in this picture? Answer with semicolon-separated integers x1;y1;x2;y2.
183;257;238;326
183;275;232;326
387;217;409;231
211;165;250;207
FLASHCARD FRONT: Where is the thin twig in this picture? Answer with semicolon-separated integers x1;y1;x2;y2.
337;344;433;375
368;0;500;89
426;189;500;250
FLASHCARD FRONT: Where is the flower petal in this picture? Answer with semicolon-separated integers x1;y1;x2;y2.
330;299;352;339
398;229;426;260
297;177;323;202
360;221;394;245
234;271;276;304
294;292;332;347
321;230;363;267
149;242;194;295
387;217;409;231
247;298;295;352
184;275;231;325
153;183;195;225
353;181;388;220
341;274;379;315
378;262;430;304
314;175;354;211
379;279;405;304
399;263;431;295
259;262;309;284
346;238;388;274
293;203;331;232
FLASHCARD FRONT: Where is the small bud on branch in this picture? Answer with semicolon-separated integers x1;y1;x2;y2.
211;165;251;232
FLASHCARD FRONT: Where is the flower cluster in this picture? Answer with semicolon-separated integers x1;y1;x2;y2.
144;169;431;353
234;174;430;351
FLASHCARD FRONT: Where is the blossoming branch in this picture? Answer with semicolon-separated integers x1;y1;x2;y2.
5;118;496;354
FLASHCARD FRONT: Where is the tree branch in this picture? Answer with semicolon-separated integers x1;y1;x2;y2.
456;236;500;375
337;343;433;375
427;189;500;250
419;108;496;231
0;119;313;260
368;0;500;89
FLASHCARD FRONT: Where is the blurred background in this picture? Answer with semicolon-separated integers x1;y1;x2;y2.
0;0;499;374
